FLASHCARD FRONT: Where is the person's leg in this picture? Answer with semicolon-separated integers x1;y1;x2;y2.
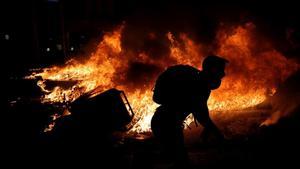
172;128;190;167
151;107;190;167
151;106;177;162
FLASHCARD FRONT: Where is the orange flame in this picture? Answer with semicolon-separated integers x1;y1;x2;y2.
27;22;298;133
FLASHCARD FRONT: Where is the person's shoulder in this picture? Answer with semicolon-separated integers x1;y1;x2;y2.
168;64;197;69
197;72;210;92
167;64;200;74
197;71;208;82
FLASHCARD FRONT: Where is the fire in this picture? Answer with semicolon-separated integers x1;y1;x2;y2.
27;25;124;103
127;90;158;133
26;22;298;133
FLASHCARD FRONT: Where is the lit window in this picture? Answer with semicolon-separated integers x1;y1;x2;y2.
4;34;10;40
57;44;62;51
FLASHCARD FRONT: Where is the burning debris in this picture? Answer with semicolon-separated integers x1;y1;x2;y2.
26;22;299;135
70;88;134;130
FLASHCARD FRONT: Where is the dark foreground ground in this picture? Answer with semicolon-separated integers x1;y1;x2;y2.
4;100;300;169
4;72;300;168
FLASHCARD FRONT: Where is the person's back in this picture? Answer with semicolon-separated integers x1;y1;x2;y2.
152;64;210;123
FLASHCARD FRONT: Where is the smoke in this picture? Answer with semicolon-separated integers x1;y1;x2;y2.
261;71;300;126
123;62;162;91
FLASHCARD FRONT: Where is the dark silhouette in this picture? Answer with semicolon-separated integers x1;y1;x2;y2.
151;55;229;167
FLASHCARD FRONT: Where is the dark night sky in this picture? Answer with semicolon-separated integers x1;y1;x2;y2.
2;0;299;76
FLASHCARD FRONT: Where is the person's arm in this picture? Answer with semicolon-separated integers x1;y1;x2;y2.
193;102;224;140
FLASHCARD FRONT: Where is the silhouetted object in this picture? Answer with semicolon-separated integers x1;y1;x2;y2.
70;88;134;131
151;55;228;167
46;88;134;156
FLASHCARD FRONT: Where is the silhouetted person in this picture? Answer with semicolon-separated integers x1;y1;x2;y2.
151;55;228;167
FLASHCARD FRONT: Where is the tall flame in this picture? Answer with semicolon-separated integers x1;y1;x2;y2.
27;22;298;133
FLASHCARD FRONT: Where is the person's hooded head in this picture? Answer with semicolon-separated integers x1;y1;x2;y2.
202;55;229;90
